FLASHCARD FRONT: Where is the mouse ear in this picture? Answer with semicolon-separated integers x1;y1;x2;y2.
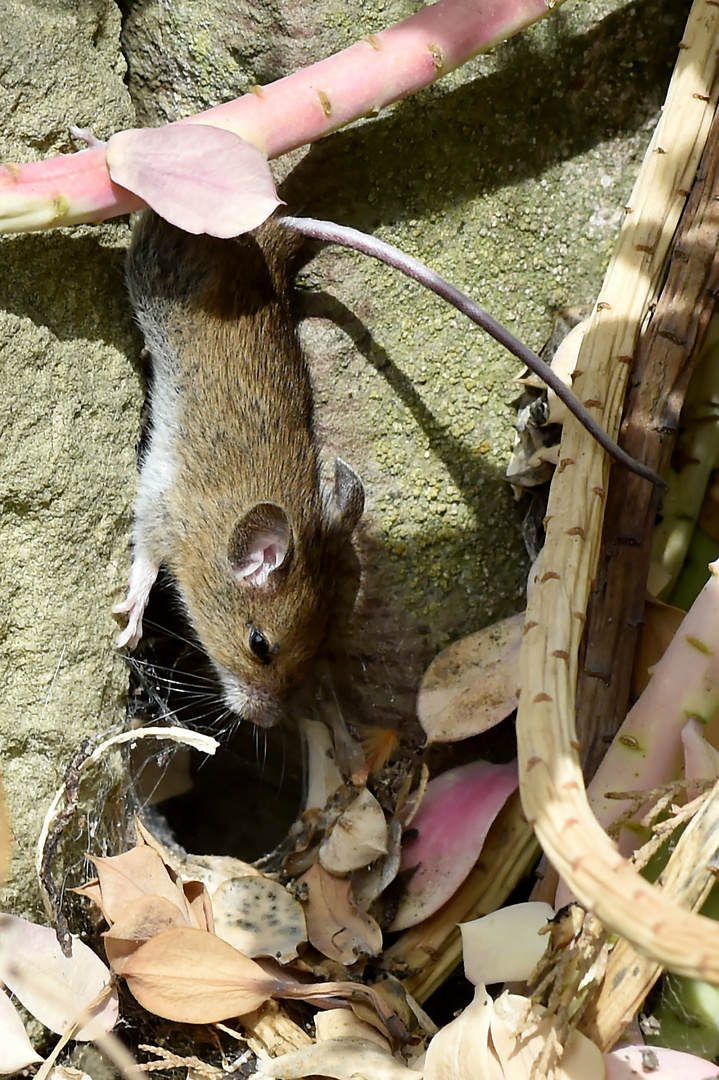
324;457;364;534
228;503;292;588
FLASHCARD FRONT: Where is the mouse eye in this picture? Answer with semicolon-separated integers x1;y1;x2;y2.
249;628;272;665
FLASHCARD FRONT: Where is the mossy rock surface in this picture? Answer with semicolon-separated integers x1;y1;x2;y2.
0;0;692;893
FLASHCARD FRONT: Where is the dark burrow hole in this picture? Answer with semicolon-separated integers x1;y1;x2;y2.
123;572;305;862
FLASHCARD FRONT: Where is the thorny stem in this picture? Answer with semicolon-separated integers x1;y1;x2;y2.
0;0;561;233
284;216;663;487
517;0;719;983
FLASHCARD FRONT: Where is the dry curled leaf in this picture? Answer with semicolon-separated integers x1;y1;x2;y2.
301;718;344;811
319;788;389;875
315;1007;392;1050
299;863;383;964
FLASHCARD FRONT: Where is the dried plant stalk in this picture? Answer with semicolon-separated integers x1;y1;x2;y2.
517;0;719;980
579;779;719;1050
576;81;719;780
241;1001;313;1059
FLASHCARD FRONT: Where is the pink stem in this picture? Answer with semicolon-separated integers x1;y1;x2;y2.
0;0;555;232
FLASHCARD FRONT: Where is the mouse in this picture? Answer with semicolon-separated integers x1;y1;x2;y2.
114;210;365;728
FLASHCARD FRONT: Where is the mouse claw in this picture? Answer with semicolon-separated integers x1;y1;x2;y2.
112;602;143;650
113;556;160;650
69;124;106;149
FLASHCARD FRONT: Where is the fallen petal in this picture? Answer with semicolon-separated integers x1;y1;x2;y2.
106;125;281;238
320;788;389;875
418;615;523;743
259;1037;422;1080
605;1044;719;1079
0;989;43;1073
390;760;519;931
423;985;502;1080
212;876;306;963
0;913;117;1040
491;993;604;1080
461;902;554;986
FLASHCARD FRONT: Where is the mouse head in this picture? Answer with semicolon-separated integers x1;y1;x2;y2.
202;458;364;726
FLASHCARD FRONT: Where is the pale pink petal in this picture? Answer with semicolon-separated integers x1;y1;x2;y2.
461;902;554;986
418;614;523;744
491;993;605;1079
105;125;281;237
0;989;43;1073
682;717;719;783
605;1044;719;1079
0;914;118;1040
423;985;502;1080
390;760;518;931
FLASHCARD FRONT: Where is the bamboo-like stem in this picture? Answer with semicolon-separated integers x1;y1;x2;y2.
0;0;559;233
579;781;719;1051
516;0;719;982
574;94;719;780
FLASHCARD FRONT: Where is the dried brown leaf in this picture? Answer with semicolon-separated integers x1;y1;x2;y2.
71;880;107;920
103;894;193;974
89;844;193;926
120;926;281;1023
299;863;382;964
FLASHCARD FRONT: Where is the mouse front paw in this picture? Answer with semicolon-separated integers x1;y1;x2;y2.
113;557;159;649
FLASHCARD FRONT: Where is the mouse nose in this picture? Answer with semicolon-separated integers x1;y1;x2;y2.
217;668;283;727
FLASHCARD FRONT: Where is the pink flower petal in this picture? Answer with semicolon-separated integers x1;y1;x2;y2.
682;717;719;783
390;760;518;931
0;913;118;1040
605;1044;719;1080
105;125;281;237
0;990;43;1073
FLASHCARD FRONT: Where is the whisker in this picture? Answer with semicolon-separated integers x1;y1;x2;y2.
126;652;218;687
137;616;206;653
